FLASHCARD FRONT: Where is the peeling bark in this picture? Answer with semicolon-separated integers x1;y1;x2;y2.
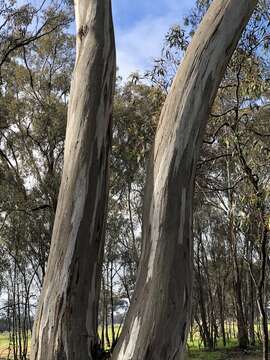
30;1;116;359
112;1;257;359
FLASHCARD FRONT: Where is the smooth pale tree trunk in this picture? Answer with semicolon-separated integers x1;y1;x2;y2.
30;1;116;359
112;1;257;359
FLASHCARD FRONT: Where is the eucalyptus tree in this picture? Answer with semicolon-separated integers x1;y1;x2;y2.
142;0;269;353
30;1;116;359
0;12;74;280
0;9;75;358
0;0;71;73
112;1;258;359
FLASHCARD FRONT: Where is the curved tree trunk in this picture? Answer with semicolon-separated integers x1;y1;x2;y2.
112;1;257;359
30;1;116;359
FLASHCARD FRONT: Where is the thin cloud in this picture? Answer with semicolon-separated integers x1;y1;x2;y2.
113;0;194;79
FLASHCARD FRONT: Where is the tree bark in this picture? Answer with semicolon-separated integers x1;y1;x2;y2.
217;282;226;347
112;1;257;359
256;220;269;360
196;233;213;350
30;1;116;359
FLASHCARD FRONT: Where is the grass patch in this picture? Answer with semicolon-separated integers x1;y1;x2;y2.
0;332;30;359
0;333;11;358
0;329;264;360
187;347;262;360
188;349;224;360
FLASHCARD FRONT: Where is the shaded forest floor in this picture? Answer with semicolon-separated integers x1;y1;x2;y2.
188;347;263;360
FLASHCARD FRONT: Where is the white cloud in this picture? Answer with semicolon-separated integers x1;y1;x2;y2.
114;1;194;80
116;15;170;79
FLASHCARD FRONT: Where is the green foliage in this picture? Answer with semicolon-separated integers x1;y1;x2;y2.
0;7;74;357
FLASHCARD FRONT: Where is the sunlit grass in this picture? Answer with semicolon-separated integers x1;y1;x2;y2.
0;333;12;358
0;332;30;359
0;324;265;359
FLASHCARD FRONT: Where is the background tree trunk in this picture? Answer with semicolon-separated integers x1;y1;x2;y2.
30;1;116;359
112;1;258;359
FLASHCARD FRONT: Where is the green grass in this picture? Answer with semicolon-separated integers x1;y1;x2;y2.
188;350;224;360
99;326;262;359
0;333;11;358
0;332;31;359
0;329;263;360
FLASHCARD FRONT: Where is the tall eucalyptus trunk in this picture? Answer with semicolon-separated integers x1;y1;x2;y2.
112;1;258;359
30;1;116;359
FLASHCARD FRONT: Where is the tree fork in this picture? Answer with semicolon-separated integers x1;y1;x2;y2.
30;1;116;359
112;1;258;359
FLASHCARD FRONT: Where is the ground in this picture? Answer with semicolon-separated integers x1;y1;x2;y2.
187;348;262;360
0;333;265;359
0;333;11;358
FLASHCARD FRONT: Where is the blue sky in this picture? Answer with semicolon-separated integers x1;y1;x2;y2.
19;0;195;79
112;0;195;79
